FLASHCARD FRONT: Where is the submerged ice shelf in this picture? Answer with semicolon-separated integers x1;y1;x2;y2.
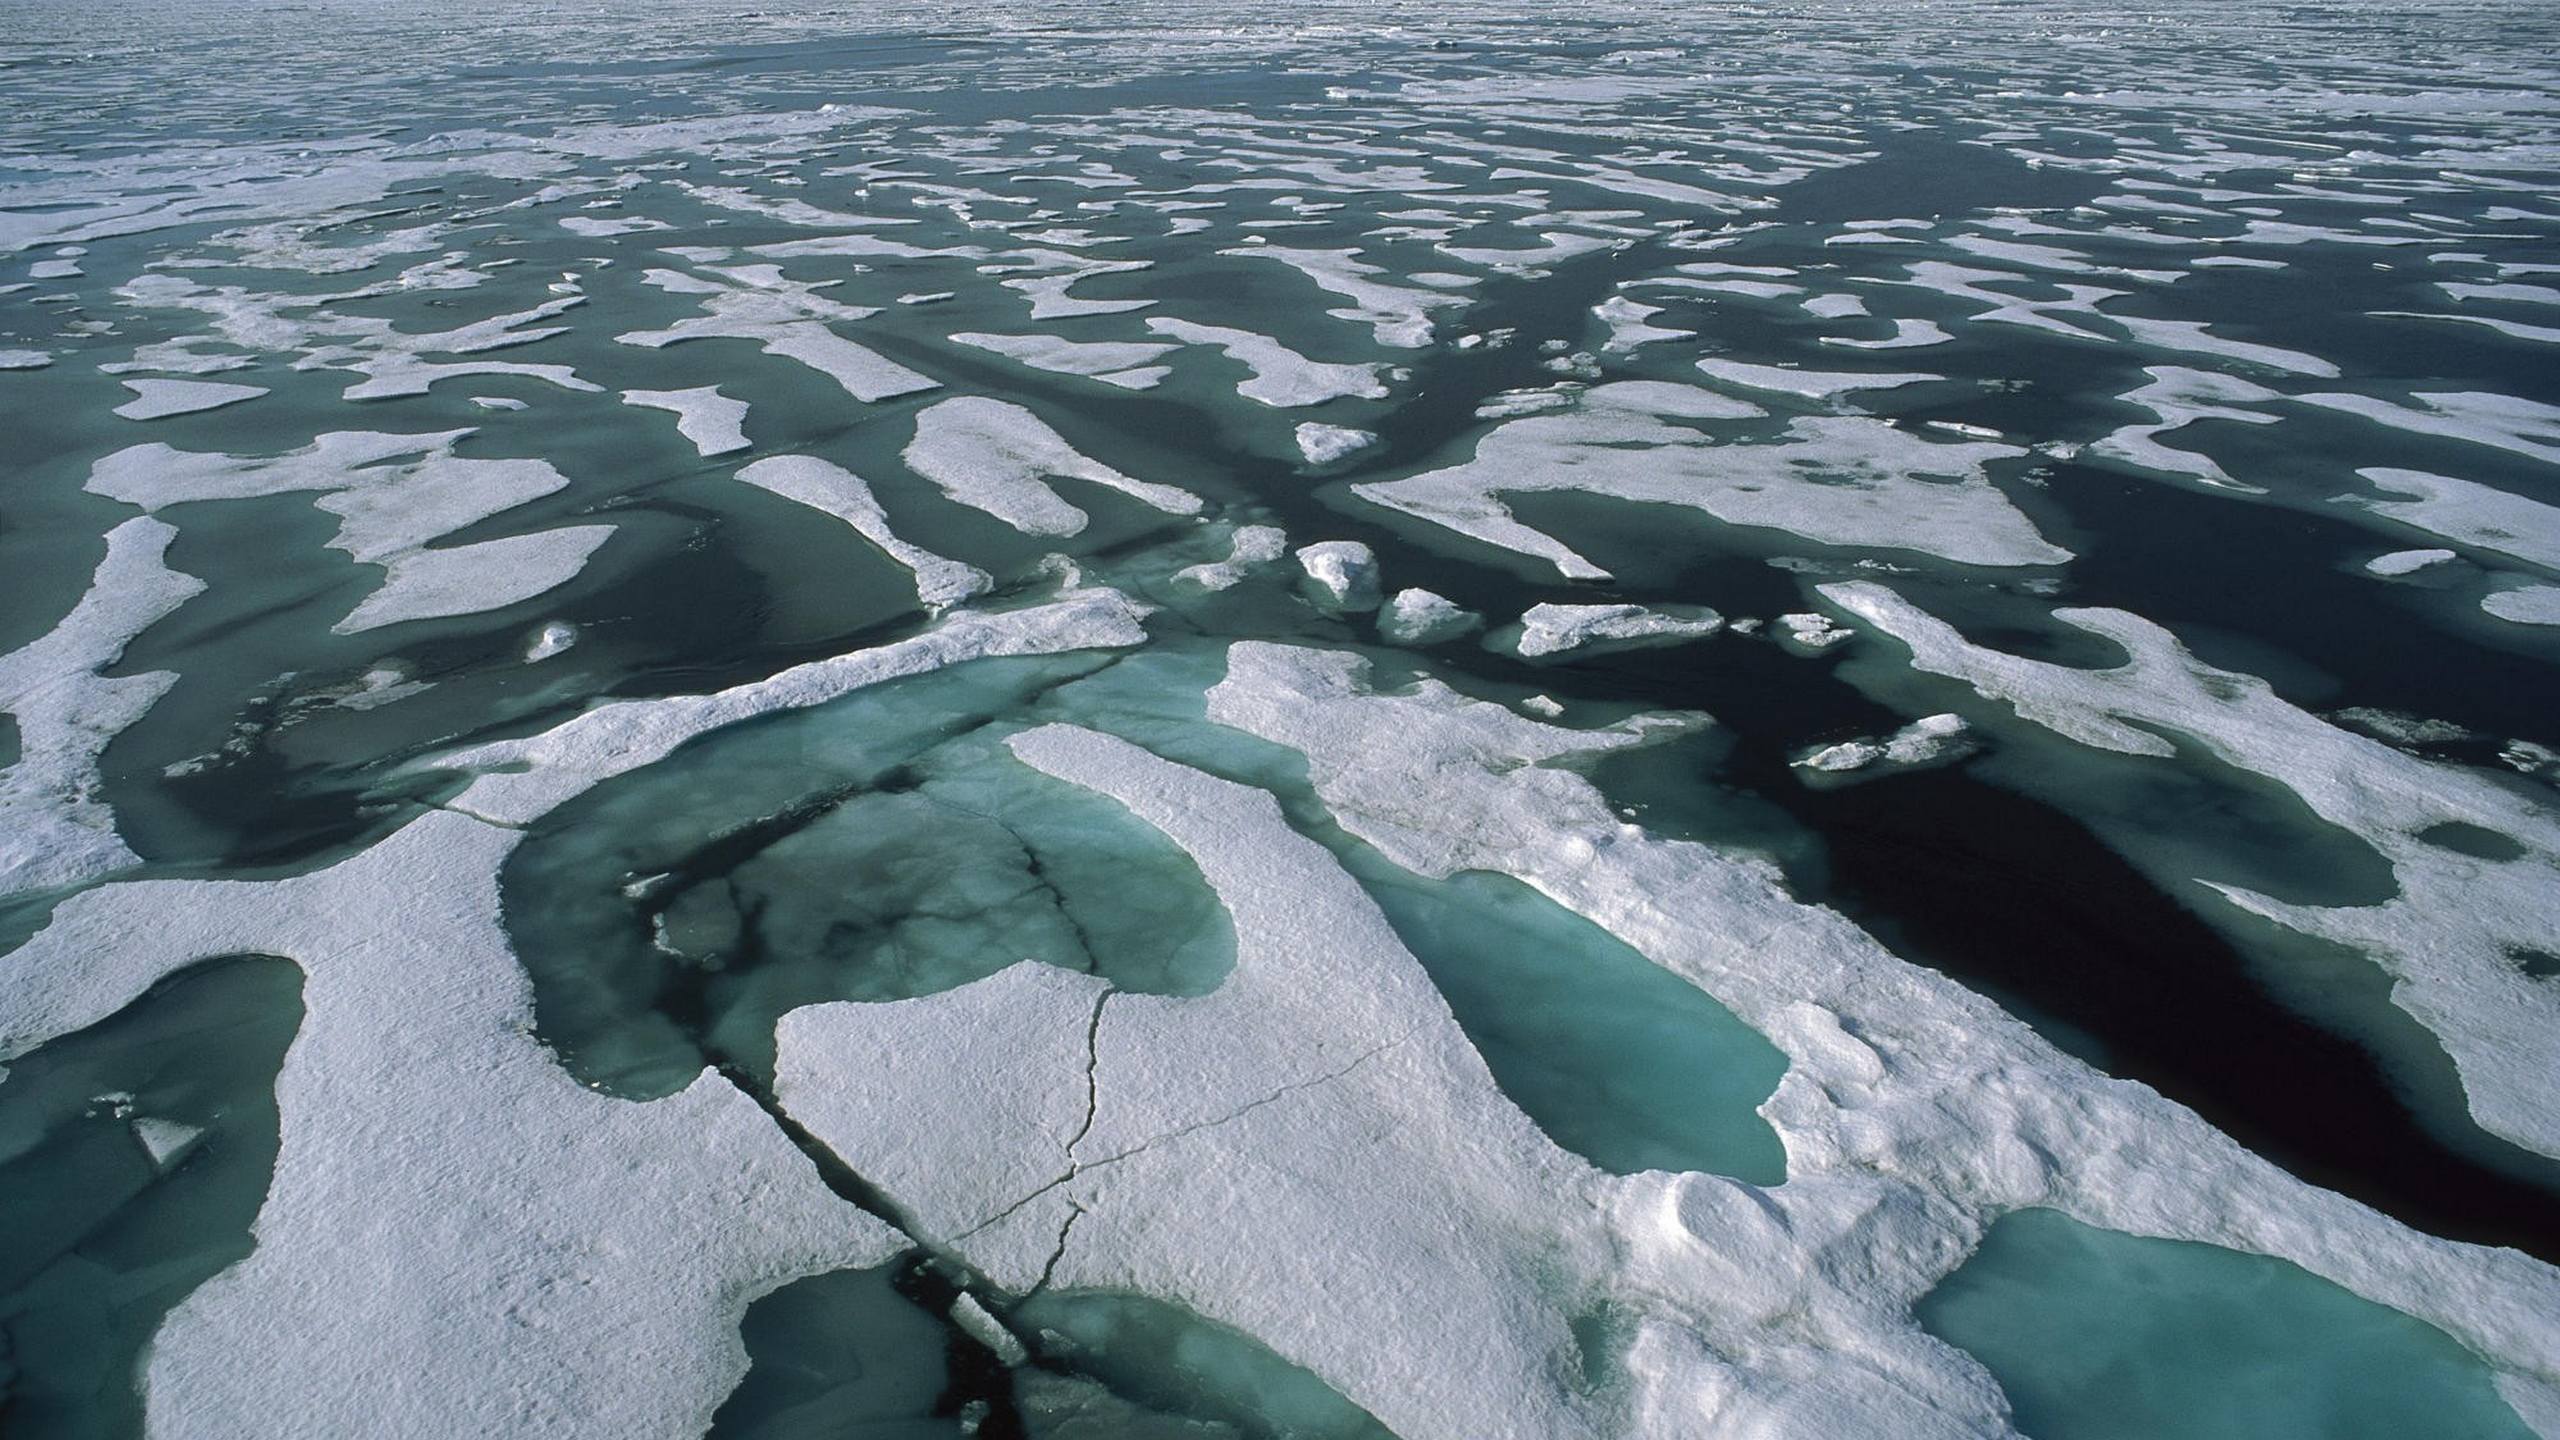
2;2;2558;1437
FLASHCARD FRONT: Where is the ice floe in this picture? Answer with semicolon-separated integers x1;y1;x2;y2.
738;454;992;608
951;331;1178;390
902;396;1201;536
623;386;752;457
1490;602;1724;661
1294;422;1378;466
111;378;266;420
1144;317;1388;407
1377;587;1480;646
0;812;900;1437
1354;401;2066;581
1294;540;1382;612
0;518;204;897
1825;582;2560;1162
1172;524;1288;593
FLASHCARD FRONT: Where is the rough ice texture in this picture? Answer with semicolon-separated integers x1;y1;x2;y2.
332;525;615;635
1294;422;1378;466
1294;540;1381;611
1825;581;2560;1162
0;518;204;897
903;396;1202;537
2350;468;2560;573
2366;548;2458;577
1172;524;1288;593
0;811;901;1439
1777;611;1854;653
1378;587;1480;646
1794;713;1974;784
0;348;51;369
435;586;1153;826
738;454;992;609
1492;602;1724;660
1354;398;2066;581
775;652;2560;1440
623;386;752;457
1144;317;1388;407
111;378;267;420
950;331;1177;390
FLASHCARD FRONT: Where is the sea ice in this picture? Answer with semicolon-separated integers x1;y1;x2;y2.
1490;602;1724;660
0;518;204;897
1825;582;2560;1162
1354;404;2065;581
623;386;753;457
111;378;267;421
738;454;993;608
1144;317;1388;407
1295;541;1382;611
903;396;1202;536
1377;588;1480;646
1294;423;1378;466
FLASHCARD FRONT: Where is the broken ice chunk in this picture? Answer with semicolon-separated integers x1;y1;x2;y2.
1378;588;1481;646
1489;602;1723;661
1294;541;1382;611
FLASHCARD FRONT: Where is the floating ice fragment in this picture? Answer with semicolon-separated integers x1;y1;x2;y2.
2366;549;2458;577
524;621;578;663
2482;585;2560;627
0;348;50;369
131;1115;205;1168
623;386;752;457
1173;525;1289;593
738;454;992;608
1695;359;1938;402
1777;611;1853;652
1491;603;1723;661
1295;541;1382;611
903;396;1200;537
1377;588;1480;646
0;517;204;897
334;526;615;635
112;378;267;420
951;331;1180;390
1793;714;1974;785
1145;317;1388;408
1295;423;1378;466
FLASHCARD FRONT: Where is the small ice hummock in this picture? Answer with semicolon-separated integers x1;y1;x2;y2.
1377;588;1481;646
524;621;579;663
1793;713;1975;785
1491;602;1724;661
2365;548;2457;577
1173;525;1289;593
1776;611;1853;653
1295;423;1379;466
1295;540;1382;611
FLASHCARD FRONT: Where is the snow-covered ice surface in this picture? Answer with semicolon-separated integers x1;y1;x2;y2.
3;1;2558;1436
